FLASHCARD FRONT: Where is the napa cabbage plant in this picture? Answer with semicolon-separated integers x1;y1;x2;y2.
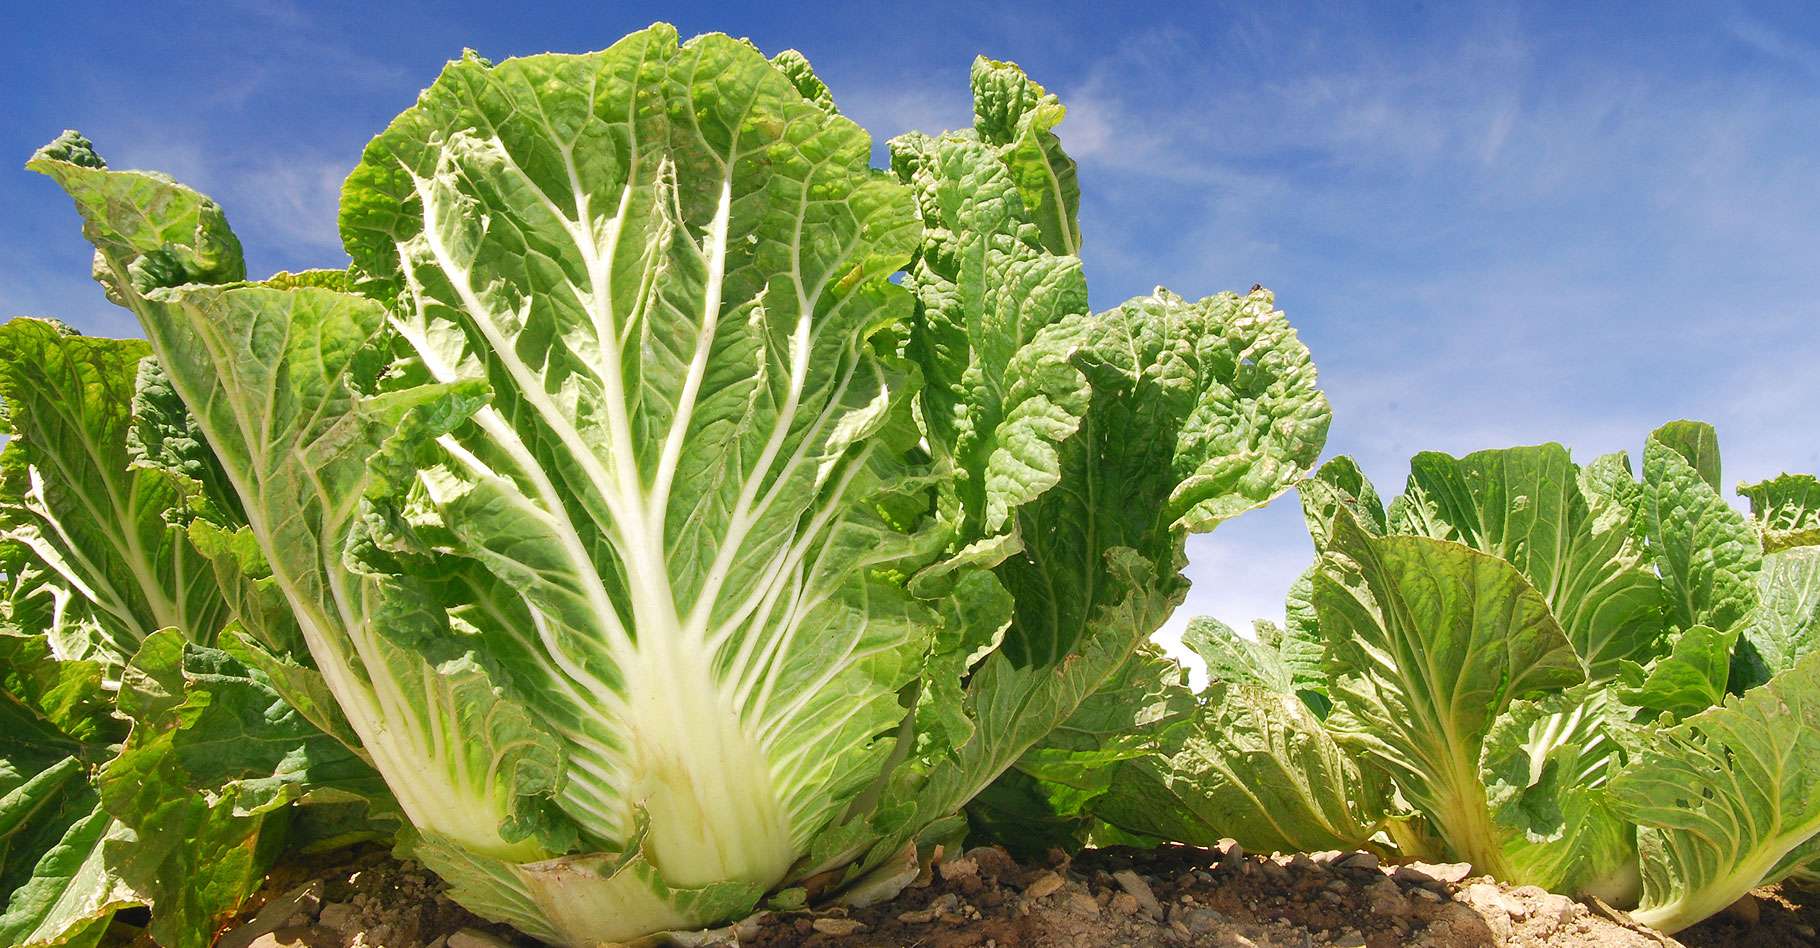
997;422;1820;933
25;24;1329;944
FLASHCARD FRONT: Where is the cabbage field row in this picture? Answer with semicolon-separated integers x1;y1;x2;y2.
3;22;1817;947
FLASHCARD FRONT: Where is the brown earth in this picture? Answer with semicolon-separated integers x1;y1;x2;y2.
214;843;1820;948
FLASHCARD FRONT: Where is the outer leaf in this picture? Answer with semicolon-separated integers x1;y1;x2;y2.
0;807;137;948
1480;688;1636;901
969;57;1081;257
967;644;1192;855
890;81;1090;548
1391;445;1664;676
1618;624;1735;720
1182;616;1294;693
1740;473;1820;553
846;285;1328;886
1278;567;1332;715
1301;456;1389;559
1642;426;1761;635
1613;650;1820;933
1001;288;1328;668
32;138;563;865
0;319;229;656
0;632;133;947
768;50;838;117
1094;678;1387;855
1313;508;1584;877
1649;420;1722;493
1730;546;1820;692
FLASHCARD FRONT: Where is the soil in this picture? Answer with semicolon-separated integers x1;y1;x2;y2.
217;843;1820;948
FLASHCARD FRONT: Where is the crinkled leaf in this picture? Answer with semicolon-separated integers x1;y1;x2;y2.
969;57;1081;257
1300;455;1387;551
1613;650;1820;933
0;806;137;948
1642;426;1761;635
890;82;1090;546
1618;624;1734;721
0;319;229;655
1730;546;1820;692
1740;473;1820;553
1649;420;1722;493
1391;445;1664;676
1481;688;1635;900
1095;678;1387;855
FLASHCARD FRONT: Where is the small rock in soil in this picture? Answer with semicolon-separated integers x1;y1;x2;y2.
315;903;357;933
1365;875;1410;917
446;929;515;948
1393;861;1474;887
899;892;960;923
1110;868;1162;918
1021;870;1065;901
221;880;325;948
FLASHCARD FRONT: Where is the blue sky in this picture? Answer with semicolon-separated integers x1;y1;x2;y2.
6;1;1820;675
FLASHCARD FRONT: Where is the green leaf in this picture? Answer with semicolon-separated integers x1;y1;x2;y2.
998;288;1329;667
968;644;1192;856
34;138;564;866
1300;455;1387;551
0;806;139;948
969;58;1081;257
769;49;839;116
933;282;1328;869
0;629;131;946
1278;567;1332;715
1642;430;1761;635
1391;445;1664;677
1649;420;1722;493
1618;624;1735;720
27;130;246;301
1730;546;1820;692
1094;677;1388;855
1613;650;1820;933
1481;688;1635;900
1739;473;1820;553
890;95;1090;548
1182;616;1294;692
1313;509;1583;877
0;319;230;655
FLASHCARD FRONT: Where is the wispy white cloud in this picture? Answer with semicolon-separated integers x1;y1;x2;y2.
1727;13;1820;78
226;158;352;255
